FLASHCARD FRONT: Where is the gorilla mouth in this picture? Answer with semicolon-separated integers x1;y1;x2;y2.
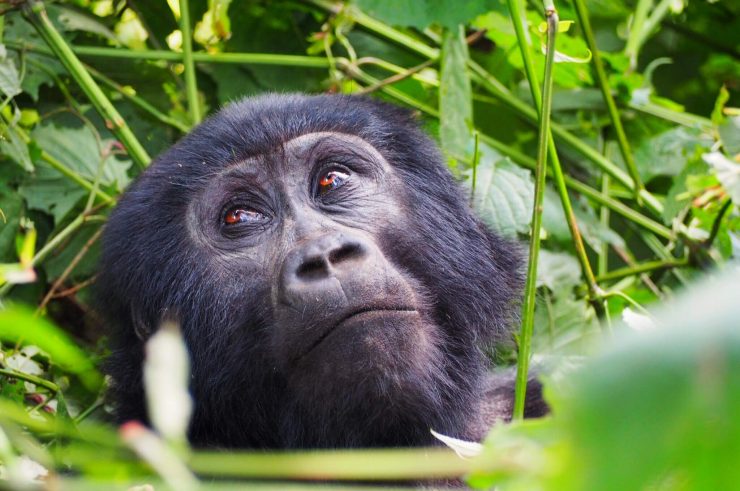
294;306;417;364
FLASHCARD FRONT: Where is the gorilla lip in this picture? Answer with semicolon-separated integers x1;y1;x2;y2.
293;306;417;364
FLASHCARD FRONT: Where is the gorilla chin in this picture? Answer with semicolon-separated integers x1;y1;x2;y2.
98;93;547;450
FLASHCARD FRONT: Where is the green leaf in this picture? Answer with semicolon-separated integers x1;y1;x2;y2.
355;0;505;29
0;307;102;391
0;123;33;172
439;25;472;168
559;269;740;491
542;187;624;251
18;161;87;225
54;5;118;42
0;45;22;99
31;122;132;190
634;126;713;182
537;250;581;290
662;157;711;225
467;156;534;237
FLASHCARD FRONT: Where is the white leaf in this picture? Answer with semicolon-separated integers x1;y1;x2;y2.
622;308;656;332
143;321;193;442
430;429;483;459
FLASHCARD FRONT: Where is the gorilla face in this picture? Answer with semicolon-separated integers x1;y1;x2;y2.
98;94;525;449
189;132;444;408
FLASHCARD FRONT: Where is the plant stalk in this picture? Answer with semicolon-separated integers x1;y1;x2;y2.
506;0;601;304
24;1;151;168
512;0;558;420
572;0;644;201
179;0;201;124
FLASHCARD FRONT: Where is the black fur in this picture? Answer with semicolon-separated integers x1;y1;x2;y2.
98;94;541;449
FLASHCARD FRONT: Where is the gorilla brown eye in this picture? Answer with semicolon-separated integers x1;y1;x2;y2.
223;207;265;225
318;169;349;195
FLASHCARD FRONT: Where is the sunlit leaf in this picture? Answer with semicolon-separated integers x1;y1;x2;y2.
439;25;472;168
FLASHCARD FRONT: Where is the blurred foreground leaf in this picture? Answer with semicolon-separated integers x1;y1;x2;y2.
0;307;102;391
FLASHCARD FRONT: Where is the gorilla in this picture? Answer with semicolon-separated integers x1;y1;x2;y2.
98;94;546;449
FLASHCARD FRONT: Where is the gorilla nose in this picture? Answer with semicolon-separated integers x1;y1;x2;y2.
283;233;368;287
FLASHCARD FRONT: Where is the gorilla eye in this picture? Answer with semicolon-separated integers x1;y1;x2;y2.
318;169;349;195
223;207;266;225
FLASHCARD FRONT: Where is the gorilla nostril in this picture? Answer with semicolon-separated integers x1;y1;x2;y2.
296;257;329;281
329;242;363;265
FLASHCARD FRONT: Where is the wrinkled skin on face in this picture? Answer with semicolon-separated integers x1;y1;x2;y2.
98;94;545;449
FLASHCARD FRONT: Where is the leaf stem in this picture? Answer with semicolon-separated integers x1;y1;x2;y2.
179;0;200;124
6;40;331;67
0;368;59;393
512;0;558;421
596;258;689;282
24;1;150;168
572;0;644;201
506;0;601;304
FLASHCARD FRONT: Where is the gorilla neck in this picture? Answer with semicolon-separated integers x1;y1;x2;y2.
278;354;488;448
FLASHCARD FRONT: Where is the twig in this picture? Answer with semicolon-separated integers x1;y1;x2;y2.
355;59;435;95
37;228;103;312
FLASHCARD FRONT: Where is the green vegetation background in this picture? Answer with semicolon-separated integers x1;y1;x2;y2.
0;0;738;489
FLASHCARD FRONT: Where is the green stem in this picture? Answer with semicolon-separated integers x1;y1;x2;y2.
0;368;59;393
596;258;688;282
24;1;150;168
513;0;558;421
507;0;601;303
6;41;331;67
598;173;611;276
629;100;712;129
638;0;676;49
624;0;652;67
87;66;190;133
640;229;688;285
572;0;644;201
179;0;200;124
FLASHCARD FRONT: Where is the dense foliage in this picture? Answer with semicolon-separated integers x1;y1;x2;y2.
0;0;738;489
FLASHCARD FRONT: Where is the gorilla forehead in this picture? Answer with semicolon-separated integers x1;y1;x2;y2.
206;131;393;178
152;94;429;192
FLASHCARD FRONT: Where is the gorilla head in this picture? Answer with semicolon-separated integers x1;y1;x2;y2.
98;94;534;449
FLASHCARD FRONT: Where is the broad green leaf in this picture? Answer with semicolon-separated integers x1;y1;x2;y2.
31;123;131;190
537;250;581;290
18;162;87;225
533;289;599;352
719;116;740;156
0;123;33;171
634;126;713;182
542;187;624;251
54;5;118;42
439;25;472;168
662;157;710;225
355;0;505;29
0;184;23;262
559;268;740;491
467;157;534;237
0;307;102;391
0;45;22;99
